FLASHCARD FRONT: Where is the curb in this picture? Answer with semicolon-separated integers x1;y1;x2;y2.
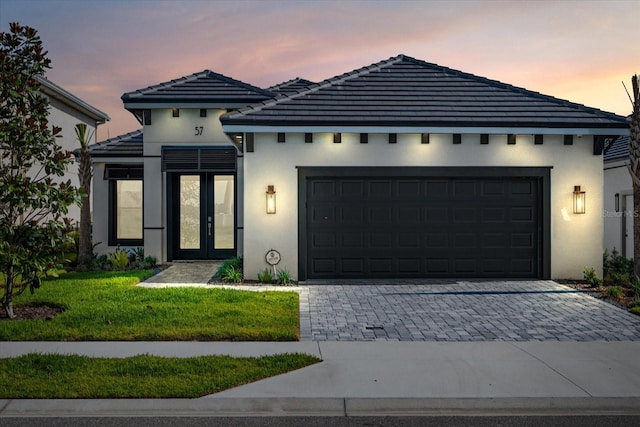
3;397;640;417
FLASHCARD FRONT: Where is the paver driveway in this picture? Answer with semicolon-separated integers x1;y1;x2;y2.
298;280;640;341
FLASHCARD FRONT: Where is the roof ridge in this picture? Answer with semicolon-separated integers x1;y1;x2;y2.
123;72;203;98
202;69;274;97
224;54;405;120
122;69;273;100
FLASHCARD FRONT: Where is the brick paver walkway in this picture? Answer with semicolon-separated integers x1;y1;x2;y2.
299;280;640;342
141;261;222;287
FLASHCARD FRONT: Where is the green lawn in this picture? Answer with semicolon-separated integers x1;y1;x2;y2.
0;353;320;398
0;270;299;341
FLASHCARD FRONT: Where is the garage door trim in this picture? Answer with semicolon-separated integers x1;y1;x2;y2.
297;166;551;280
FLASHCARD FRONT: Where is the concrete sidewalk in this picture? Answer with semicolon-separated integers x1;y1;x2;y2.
1;341;640;416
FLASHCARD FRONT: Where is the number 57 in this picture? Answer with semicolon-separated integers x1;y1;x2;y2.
195;126;203;136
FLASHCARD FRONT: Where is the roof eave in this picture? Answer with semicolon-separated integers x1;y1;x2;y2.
222;122;630;136
123;98;270;110
36;76;110;124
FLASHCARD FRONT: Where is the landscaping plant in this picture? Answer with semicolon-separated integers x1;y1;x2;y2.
109;248;129;270
221;266;243;283
606;285;623;300
0;23;80;318
75;123;94;266
277;268;293;286
214;257;243;282
257;268;274;284
583;266;602;287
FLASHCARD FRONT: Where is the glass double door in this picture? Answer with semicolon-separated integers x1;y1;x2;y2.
170;173;235;260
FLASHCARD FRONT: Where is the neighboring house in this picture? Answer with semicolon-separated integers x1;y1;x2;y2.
89;54;628;280
603;135;633;258
37;76;110;222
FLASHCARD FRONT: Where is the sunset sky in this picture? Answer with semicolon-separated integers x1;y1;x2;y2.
1;0;639;141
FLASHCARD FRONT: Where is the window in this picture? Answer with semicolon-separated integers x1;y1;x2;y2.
109;179;143;246
172;108;180;118
200;109;207;117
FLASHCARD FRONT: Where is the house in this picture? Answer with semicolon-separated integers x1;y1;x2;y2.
36;76;110;222
89;54;628;280
603;135;633;258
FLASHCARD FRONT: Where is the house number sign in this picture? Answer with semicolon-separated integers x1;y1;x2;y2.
265;249;281;266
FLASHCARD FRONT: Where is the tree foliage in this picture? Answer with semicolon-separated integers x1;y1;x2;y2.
0;23;80;318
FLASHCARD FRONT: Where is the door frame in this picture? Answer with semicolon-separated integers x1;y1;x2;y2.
167;171;237;261
297;166;551;280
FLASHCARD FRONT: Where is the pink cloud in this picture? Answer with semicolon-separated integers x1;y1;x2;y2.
6;0;635;140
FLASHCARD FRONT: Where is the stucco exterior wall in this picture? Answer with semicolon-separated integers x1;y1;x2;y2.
604;160;633;257
143;108;237;262
92;163;109;253
91;159;142;256
243;133;603;280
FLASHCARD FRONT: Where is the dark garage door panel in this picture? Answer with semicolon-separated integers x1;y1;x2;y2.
306;177;540;279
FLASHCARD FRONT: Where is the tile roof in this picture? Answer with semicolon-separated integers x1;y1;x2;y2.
88;129;143;158
604;135;629;161
221;54;629;129
121;70;274;104
268;77;315;96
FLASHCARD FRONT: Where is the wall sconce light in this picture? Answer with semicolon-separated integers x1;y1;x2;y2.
615;193;620;213
573;185;585;214
266;185;276;214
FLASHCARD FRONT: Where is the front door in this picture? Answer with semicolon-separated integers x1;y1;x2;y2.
169;173;235;260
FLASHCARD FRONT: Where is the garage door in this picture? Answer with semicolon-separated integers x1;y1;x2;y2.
303;170;544;279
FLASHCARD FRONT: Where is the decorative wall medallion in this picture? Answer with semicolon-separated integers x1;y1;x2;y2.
265;249;281;265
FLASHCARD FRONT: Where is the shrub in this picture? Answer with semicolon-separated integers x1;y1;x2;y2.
220;266;243;283
214;257;243;280
631;306;640;316
94;255;110;270
257;268;274;284
606;285;623;300
609;272;631;288
277;269;292;286
583;266;602;287
603;248;634;278
109;249;129;270
128;247;145;264
630;278;640;298
143;256;157;268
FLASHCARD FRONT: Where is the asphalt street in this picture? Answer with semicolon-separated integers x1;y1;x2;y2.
3;415;640;427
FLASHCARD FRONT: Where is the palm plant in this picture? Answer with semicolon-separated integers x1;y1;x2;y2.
75;123;94;265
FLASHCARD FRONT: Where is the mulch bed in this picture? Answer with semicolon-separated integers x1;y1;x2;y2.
0;305;63;321
557;279;636;311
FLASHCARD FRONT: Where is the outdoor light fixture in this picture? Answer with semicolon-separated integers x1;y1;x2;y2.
615;193;620;213
573;185;586;214
266;185;276;214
